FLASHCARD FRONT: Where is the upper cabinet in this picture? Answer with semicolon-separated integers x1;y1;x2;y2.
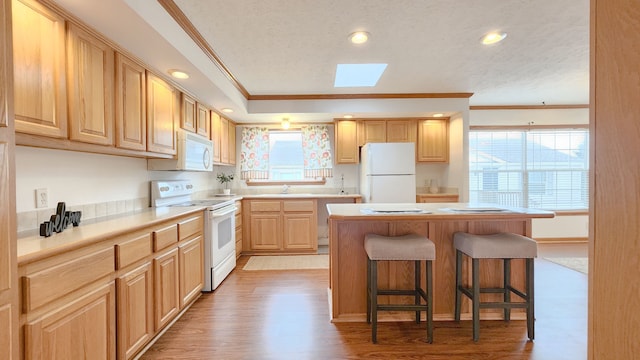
146;72;177;155
115;53;146;151
334;118;448;164
416;119;449;163
180;93;196;133
196;103;211;138
211;112;221;163
67;23;115;146
334;120;358;164
12;0;67;138
212;115;236;166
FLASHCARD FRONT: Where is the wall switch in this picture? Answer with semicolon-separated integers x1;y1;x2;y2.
35;188;48;208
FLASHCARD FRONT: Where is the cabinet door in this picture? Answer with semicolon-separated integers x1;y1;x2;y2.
153;248;179;330
228;120;237;165
196;103;211;138
417;119;449;163
116;263;153;360
179;236;204;308
146;72;176;155
359;120;386;145
67;23;114;145
249;214;281;250
24;283;116;360
283;214;316;250
211;112;221;163
181;93;196;133
220;117;229;164
387;119;417;143
235;202;243;258
12;0;67;138
334;120;358;164
115;53;146;151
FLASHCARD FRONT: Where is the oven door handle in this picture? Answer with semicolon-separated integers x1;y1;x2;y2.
210;206;237;218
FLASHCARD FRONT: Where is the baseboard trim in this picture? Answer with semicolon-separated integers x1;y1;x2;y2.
535;237;588;244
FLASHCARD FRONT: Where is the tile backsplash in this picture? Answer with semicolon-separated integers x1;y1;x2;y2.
17;197;149;233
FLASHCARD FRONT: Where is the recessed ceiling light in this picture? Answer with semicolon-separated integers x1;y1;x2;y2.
348;31;370;44
221;108;234;113
343;115;353;119
432;113;444;117
481;32;507;45
168;69;189;79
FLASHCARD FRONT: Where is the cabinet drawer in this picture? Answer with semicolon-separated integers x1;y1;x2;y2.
283;200;315;212
235;213;242;227
178;214;203;241
250;201;281;212
235;201;242;215
154;224;178;251
115;233;152;269
22;247;114;311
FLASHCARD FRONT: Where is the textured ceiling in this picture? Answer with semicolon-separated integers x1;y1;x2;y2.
51;0;589;122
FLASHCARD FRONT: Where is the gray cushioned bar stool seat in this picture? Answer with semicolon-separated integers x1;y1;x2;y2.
364;233;436;343
453;232;537;342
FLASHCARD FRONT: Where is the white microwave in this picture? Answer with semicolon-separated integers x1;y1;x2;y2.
148;131;213;171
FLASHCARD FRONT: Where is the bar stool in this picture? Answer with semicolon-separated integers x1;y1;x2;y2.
453;232;537;342
364;233;435;344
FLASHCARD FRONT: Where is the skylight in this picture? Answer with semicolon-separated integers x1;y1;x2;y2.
334;63;387;87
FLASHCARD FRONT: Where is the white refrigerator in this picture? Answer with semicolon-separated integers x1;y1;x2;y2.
359;142;416;203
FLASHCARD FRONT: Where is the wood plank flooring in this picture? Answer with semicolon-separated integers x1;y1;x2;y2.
141;244;587;359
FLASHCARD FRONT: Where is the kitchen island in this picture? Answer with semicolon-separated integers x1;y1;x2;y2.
326;203;554;322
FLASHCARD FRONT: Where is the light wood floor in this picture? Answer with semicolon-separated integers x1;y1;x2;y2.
141;243;588;360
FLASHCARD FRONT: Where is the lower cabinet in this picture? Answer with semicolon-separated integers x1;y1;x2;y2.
153;248;180;331
116;262;153;360
24;282;116;360
244;199;317;253
179;236;204;308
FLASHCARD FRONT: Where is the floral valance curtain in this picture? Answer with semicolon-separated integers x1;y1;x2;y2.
240;127;269;180
301;125;333;178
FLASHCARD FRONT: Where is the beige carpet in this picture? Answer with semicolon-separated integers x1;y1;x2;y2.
243;255;329;270
544;257;588;274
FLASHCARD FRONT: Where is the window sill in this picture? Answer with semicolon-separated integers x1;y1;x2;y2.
245;179;326;186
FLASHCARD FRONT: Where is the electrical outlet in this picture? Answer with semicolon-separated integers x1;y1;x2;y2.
35;188;48;208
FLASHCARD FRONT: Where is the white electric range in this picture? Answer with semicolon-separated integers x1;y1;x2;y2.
151;180;237;291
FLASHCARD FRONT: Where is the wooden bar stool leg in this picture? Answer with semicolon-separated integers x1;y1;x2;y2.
415;260;421;323
527;258;535;340
366;258;371;324
371;260;378;344
454;250;463;322
426;259;433;343
504;258;511;321
472;258;480;342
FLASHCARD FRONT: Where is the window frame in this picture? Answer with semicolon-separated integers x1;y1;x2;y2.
469;125;589;211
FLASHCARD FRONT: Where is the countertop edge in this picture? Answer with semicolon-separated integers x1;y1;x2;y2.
18;206;207;265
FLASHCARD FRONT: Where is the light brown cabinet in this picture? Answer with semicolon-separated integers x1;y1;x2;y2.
244;199;318;253
228;121;237;165
417;118;449;163
196;103;211;138
146;72;177;155
153;247;180;331
181;93;197;133
386;119;417;143
116;262;153;360
235;201;243;258
67;22;115;146
178;236;204;308
12;0;67;138
25;282;116;360
115;53;146;151
220;116;229;164
358;120;386;144
211;112;222;163
334;120;359;164
358;119;416;145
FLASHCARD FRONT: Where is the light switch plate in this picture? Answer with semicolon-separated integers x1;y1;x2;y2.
36;188;48;208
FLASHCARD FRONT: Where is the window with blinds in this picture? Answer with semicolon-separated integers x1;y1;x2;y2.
469;129;589;210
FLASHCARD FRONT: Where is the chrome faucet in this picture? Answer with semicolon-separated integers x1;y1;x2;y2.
281;184;290;194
